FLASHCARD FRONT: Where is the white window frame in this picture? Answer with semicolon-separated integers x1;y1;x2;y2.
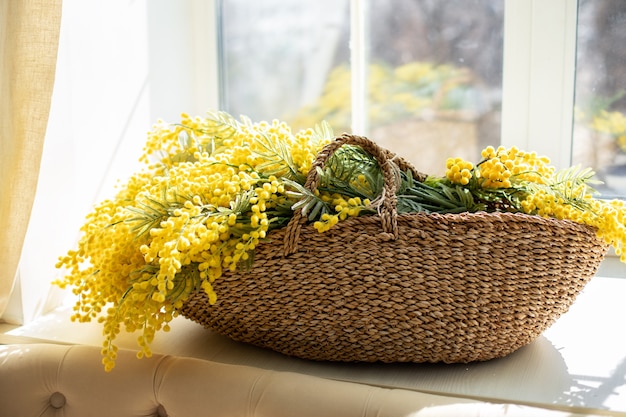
501;0;578;170
190;0;220;111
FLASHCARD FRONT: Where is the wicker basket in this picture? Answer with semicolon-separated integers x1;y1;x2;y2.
180;134;608;363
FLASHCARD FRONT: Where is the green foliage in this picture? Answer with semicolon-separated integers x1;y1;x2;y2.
397;172;481;214
122;189;184;238
321;145;383;200
252;133;300;180
283;178;332;221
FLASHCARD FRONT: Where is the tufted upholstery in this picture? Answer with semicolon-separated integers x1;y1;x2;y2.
0;343;462;417
0;343;600;417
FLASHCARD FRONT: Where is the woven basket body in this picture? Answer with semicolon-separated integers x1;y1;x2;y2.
180;212;607;363
179;135;608;363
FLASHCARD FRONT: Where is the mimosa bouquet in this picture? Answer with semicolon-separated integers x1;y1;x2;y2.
56;110;625;370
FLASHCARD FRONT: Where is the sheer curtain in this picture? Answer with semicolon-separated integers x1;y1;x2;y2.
0;0;62;320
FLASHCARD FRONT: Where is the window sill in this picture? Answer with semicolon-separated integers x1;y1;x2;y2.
2;275;625;415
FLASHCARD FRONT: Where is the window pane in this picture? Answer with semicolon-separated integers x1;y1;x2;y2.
366;0;504;175
573;0;626;198
219;0;350;124
219;0;504;176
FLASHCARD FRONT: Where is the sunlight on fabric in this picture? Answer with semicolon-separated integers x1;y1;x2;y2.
9;0;216;325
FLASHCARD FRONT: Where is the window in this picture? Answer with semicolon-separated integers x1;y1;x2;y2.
573;0;626;199
218;0;623;189
219;0;504;175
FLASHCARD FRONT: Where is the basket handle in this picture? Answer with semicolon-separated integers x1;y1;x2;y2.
283;133;427;255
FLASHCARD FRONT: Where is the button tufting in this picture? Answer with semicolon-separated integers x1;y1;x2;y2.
156;404;168;417
50;392;66;408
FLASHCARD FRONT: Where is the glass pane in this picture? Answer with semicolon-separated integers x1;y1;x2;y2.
219;0;350;125
366;0;504;175
219;0;504;176
573;0;626;198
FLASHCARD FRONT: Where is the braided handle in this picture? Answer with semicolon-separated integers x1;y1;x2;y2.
283;133;427;255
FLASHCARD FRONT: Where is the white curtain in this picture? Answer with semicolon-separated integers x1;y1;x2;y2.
0;0;63;319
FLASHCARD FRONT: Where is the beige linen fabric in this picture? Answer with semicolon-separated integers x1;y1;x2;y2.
0;0;62;317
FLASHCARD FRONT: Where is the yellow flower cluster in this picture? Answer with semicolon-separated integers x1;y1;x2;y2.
445;146;554;189
476;145;554;188
445;157;474;185
55;112;331;371
313;194;371;232
589;199;626;261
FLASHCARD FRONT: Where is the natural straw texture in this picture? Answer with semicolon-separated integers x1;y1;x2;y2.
180;135;608;364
